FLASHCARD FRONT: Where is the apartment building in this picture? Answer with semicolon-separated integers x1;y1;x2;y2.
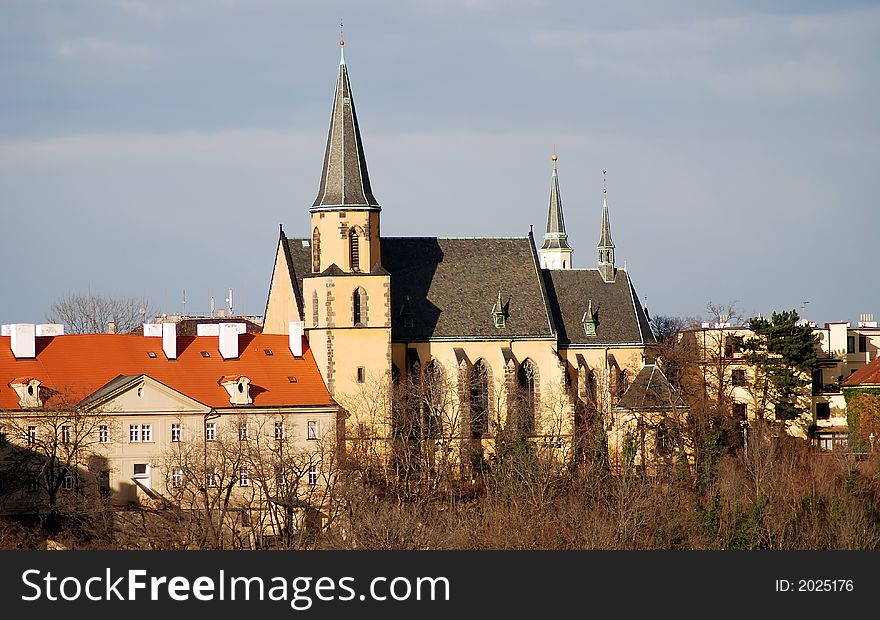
0;322;337;527
683;313;880;449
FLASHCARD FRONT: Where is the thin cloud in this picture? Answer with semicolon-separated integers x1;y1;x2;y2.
57;37;152;59
531;7;880;102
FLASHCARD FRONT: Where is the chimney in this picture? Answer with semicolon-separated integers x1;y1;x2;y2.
162;322;177;360
197;323;220;336
107;322;117;334
219;322;240;359
10;323;36;358
36;324;64;336
289;321;304;358
143;323;162;337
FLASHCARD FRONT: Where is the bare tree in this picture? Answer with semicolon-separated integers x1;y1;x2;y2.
0;393;112;534
46;293;153;334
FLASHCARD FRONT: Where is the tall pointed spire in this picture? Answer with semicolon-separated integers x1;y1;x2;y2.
311;38;380;211
539;152;574;270
597;171;616;283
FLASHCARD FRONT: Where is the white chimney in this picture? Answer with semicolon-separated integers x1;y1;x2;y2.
107;322;117;334
10;323;36;358
162;322;177;360
197;323;220;336
143;323;162;337
289;321;304;358
219;322;240;359
36;324;64;336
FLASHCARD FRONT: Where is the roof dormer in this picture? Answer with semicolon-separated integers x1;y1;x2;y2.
219;375;252;406
9;377;43;409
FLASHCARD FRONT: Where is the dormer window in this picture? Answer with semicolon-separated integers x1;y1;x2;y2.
9;377;43;409
582;300;598;337
219;375;253;406
400;295;415;329
491;291;509;329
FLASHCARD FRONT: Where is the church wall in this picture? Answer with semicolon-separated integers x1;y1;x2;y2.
302;272;392;433
310;210;380;273
263;240;301;335
390;339;571;439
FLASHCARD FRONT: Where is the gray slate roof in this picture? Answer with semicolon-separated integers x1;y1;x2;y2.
614;364;687;411
542;158;571;250
312;54;379;209
542;268;655;346
283;234;654;346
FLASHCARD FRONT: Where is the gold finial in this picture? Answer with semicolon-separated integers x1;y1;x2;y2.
340;20;345;46
602;169;607;194
551;153;557;161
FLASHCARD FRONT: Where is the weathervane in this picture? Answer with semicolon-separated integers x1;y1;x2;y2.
603;170;607;194
340;20;345;46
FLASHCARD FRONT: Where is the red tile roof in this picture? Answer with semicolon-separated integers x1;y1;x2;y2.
0;333;333;410
844;357;880;387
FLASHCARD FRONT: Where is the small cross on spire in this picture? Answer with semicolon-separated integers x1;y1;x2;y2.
340;20;345;46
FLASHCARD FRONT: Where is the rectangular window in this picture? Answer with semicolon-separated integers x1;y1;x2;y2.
206;422;217;442
847;336;855;354
99;425;109;444
61;425;71;444
99;471;110;495
206;469;218;488
133;463;149;477
171;423;181;442
307;420;318;440
308;464;318;486
859;335;868;352
275;466;286;488
357;367;366;383
733;402;747;420
239;422;249;441
27;426;37;447
61;470;74;491
130;424;140;443
274;421;285;441
239;468;250;487
172;467;184;489
27;473;39;492
816;402;831;420
731;369;747;387
141;424;152;442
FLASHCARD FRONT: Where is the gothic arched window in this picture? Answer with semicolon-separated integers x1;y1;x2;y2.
423;361;444;439
470;360;490;438
349;228;360;272
312;227;321;272
353;287;366;326
617;368;628;400
517;359;537;435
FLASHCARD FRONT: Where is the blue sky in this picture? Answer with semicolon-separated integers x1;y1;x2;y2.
1;0;878;325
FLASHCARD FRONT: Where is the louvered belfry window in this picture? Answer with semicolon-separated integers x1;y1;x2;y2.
349;228;359;271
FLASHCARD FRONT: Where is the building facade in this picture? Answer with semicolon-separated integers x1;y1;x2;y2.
683;314;880;449
263;43;660;470
0;322;337;543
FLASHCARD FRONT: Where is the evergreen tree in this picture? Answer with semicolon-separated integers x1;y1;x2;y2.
742;310;819;420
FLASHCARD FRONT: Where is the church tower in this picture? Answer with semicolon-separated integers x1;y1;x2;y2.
309;40;381;273
597;180;616;283
539;153;573;270
301;40;392;406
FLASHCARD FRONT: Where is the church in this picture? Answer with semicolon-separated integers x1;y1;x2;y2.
263;42;673;470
